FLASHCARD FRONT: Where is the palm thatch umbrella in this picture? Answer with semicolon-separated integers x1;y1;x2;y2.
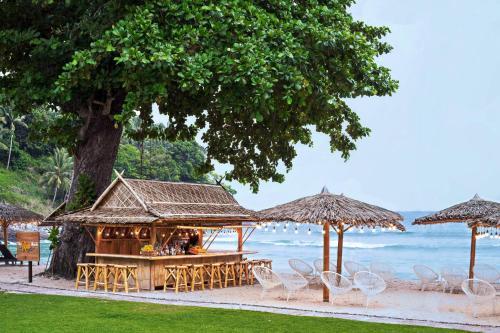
413;194;500;278
0;203;43;245
258;187;404;302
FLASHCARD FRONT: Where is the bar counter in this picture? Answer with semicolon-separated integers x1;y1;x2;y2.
87;251;256;290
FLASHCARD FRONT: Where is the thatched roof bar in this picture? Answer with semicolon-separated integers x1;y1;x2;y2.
0;203;43;225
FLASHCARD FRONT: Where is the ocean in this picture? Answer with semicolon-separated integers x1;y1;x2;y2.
8;212;499;279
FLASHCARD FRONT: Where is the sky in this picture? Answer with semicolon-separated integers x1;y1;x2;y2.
156;0;500;212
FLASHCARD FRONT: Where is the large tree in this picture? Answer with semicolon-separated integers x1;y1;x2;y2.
0;0;397;277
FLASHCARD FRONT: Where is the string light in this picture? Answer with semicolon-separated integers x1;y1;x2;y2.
272;226;276;233
307;228;311;235
294;226;298;234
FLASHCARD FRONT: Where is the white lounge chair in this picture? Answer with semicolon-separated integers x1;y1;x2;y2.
252;266;308;302
289;259;317;286
441;266;467;294
354;271;386;307
370;262;395;282
413;265;445;291
313;258;337;275
252;266;282;300
344;261;369;279
320;271;352;304
474;264;500;286
461;278;496;317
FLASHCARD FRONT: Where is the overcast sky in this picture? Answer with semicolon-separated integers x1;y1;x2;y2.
156;1;500;211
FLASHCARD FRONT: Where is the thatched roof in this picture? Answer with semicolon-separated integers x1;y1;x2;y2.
413;194;500;226
0;202;43;225
52;174;255;225
469;211;500;229
258;187;405;230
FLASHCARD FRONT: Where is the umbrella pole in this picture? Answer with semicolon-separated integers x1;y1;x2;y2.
336;226;343;276
323;222;330;302
469;226;477;279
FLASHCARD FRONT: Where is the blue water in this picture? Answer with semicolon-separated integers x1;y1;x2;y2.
209;212;500;279
8;212;498;279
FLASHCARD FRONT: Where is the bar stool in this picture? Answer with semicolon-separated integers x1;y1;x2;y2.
190;264;205;291
163;265;179;292
112;265;140;293
202;263;212;287
210;263;223;289
75;263;96;290
237;260;250;286
222;262;237;288
93;264;110;291
261;259;272;270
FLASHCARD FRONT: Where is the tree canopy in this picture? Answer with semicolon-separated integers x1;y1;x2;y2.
0;0;397;191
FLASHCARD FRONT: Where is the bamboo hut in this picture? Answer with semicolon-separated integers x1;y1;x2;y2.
44;172;258;290
0;203;42;245
413;194;500;279
258;187;404;302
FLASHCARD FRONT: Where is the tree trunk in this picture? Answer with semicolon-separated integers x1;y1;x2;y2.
52;186;58;206
49;109;123;278
6;133;13;169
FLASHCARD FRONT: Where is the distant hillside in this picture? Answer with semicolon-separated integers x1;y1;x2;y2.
0;167;52;216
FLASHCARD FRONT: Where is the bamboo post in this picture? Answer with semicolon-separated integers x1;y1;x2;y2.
150;224;157;247
198;229;203;247
336;224;344;276
2;221;7;246
237;228;243;252
323;222;330;302
469;226;477;279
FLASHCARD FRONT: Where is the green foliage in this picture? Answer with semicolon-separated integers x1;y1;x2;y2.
39;147;73;205
0;167;51;215
0;1;398;192
67;174;96;210
47;227;60;251
1;294;464;333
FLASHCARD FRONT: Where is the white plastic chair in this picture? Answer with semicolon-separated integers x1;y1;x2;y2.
320;271;352;304
354;271;386;307
289;259;317;286
413;265;445;291
461;278;496;317
474;264;500;285
313;258;337;275
370;262;395;282
280;272;309;301
441;266;467;294
344;261;369;279
252;266;307;302
252;266;282;300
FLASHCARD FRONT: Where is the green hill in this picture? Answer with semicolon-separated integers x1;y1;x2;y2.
0;167;52;215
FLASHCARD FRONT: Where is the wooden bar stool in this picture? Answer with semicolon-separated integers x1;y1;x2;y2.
75;263;96;290
164;265;189;293
93;264;110;291
222;262;237;288
202;263;212;287
261;259;272;270
190;264;205;291
112;265;140;293
210;263;223;289
237;260;250;286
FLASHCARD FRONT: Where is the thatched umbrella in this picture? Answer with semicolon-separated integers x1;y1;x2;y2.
413;194;500;279
258;187;404;302
0;203;43;245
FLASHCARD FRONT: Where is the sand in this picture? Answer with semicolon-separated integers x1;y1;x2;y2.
0;264;499;332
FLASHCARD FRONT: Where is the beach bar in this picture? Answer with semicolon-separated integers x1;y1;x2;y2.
47;172;258;290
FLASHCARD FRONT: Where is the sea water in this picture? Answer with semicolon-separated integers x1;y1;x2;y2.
9;212;498;280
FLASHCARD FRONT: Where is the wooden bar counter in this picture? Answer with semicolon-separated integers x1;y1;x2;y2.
87;251;256;291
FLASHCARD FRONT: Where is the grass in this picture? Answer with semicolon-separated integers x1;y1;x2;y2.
0;167;50;214
0;293;468;333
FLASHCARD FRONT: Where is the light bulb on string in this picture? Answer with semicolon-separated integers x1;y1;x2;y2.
264;225;269;232
272;226;276;233
294;226;298;234
359;227;364;234
307;228;312;235
283;226;287;233
322;229;326;235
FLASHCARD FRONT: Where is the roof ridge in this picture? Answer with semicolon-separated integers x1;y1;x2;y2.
125;178;221;188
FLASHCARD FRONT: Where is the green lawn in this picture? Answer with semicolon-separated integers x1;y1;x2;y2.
1;293;468;333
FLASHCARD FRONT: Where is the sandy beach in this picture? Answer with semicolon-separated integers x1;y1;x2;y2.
1;264;498;332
